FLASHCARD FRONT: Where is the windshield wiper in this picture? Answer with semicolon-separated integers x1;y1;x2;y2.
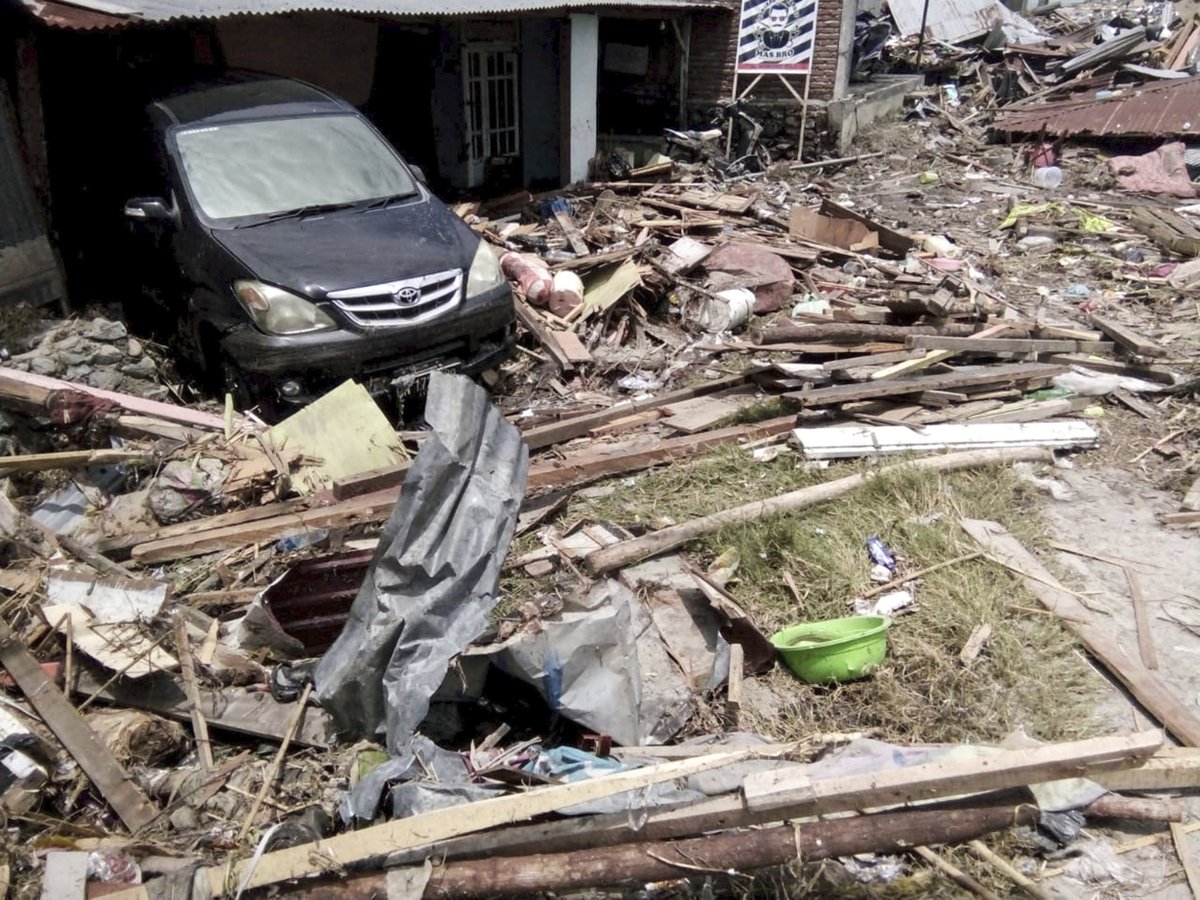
362;191;417;211
234;201;358;228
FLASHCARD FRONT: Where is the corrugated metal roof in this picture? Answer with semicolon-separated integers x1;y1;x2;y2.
993;76;1200;138
22;0;728;29
888;0;1044;45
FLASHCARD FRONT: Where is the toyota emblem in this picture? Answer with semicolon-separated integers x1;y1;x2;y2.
395;287;421;305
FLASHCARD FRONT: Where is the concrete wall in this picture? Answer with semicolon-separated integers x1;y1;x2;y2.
431;24;468;189
520;18;562;187
217;14;378;106
565;13;599;185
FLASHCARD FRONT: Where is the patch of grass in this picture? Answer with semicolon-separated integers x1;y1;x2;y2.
550;446;1102;746
717;396;793;427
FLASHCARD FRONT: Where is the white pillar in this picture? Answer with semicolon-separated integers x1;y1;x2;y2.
567;13;598;185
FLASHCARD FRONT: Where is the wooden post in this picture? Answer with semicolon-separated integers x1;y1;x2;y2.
285;801;1046;899
585;447;1054;575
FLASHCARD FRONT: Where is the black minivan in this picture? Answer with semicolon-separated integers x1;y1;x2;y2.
121;73;514;415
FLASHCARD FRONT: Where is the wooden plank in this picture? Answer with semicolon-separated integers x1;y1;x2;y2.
0;448;155;473
1183;474;1200;512
515;298;577;372
1162;510;1200;528
1096;748;1200;791
554;209;590;256
661;386;761;434
907;335;1110;354
590;409;665;436
725;643;744;729
1044;354;1179;385
873;323;1016;380
820;198;916;255
1089;315;1167;358
1112;388;1159;418
131;489;398;564
527;416;796;489
821;349;923;373
0;367;233;432
378;734;1159;872
521;368;768;451
0;622;158;831
674;190;754;214
94;494;317;556
962;518;1200;746
785;363;1065;408
1172;822;1200;900
1126;567;1158;670
736;730;1160;815
792;421;1098;460
547;330;592;364
966;396;1090;423
107;748;769;899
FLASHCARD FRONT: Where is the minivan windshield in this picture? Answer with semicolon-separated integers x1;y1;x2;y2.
173;114;416;222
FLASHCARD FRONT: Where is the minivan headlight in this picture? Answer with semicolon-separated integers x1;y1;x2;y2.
233;281;337;335
466;241;505;299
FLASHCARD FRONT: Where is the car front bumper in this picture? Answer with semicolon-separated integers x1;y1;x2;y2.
219;284;515;406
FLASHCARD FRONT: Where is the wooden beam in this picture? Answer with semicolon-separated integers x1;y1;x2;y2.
371;733;1161;871
962;519;1200;746
521;369;769;451
755;321;979;345
1126;567;1157;670
0;622;158;832
907;335;1112;355
586;448;1053;575
784;363;1064;408
554;209;590;256
291;801;1041;899
526;416;796;490
106;748;775;898
95;495;317;557
1089;315;1167;358
514;298;578;371
0;367;233;432
130;490;398;564
0;448;155;473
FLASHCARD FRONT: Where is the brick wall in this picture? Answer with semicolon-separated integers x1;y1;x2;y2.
687;0;844;108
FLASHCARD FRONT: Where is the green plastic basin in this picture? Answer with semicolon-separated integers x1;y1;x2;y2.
770;615;890;684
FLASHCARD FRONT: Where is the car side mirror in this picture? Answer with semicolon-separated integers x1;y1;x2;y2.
409;165;427;185
124;197;172;222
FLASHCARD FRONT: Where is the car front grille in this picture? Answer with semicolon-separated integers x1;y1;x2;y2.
327;268;463;329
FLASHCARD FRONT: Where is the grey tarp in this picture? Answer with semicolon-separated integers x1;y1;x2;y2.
490;579;695;747
313;372;528;758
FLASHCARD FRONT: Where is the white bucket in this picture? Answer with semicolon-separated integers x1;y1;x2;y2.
695;287;755;333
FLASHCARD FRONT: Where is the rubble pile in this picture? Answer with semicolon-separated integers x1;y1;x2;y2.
1;2;1199;897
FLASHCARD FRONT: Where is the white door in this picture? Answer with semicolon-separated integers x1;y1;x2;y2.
463;46;520;188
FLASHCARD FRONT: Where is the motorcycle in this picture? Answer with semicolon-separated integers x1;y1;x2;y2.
851;12;892;82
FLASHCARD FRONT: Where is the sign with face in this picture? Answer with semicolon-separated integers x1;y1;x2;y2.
736;0;820;74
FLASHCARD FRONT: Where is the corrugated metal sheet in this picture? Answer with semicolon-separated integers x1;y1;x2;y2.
888;0;1044;45
994;77;1200;138
23;0;728;29
0;89;64;309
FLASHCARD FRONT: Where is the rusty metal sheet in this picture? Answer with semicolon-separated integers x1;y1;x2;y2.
21;0;727;30
994;77;1200;138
